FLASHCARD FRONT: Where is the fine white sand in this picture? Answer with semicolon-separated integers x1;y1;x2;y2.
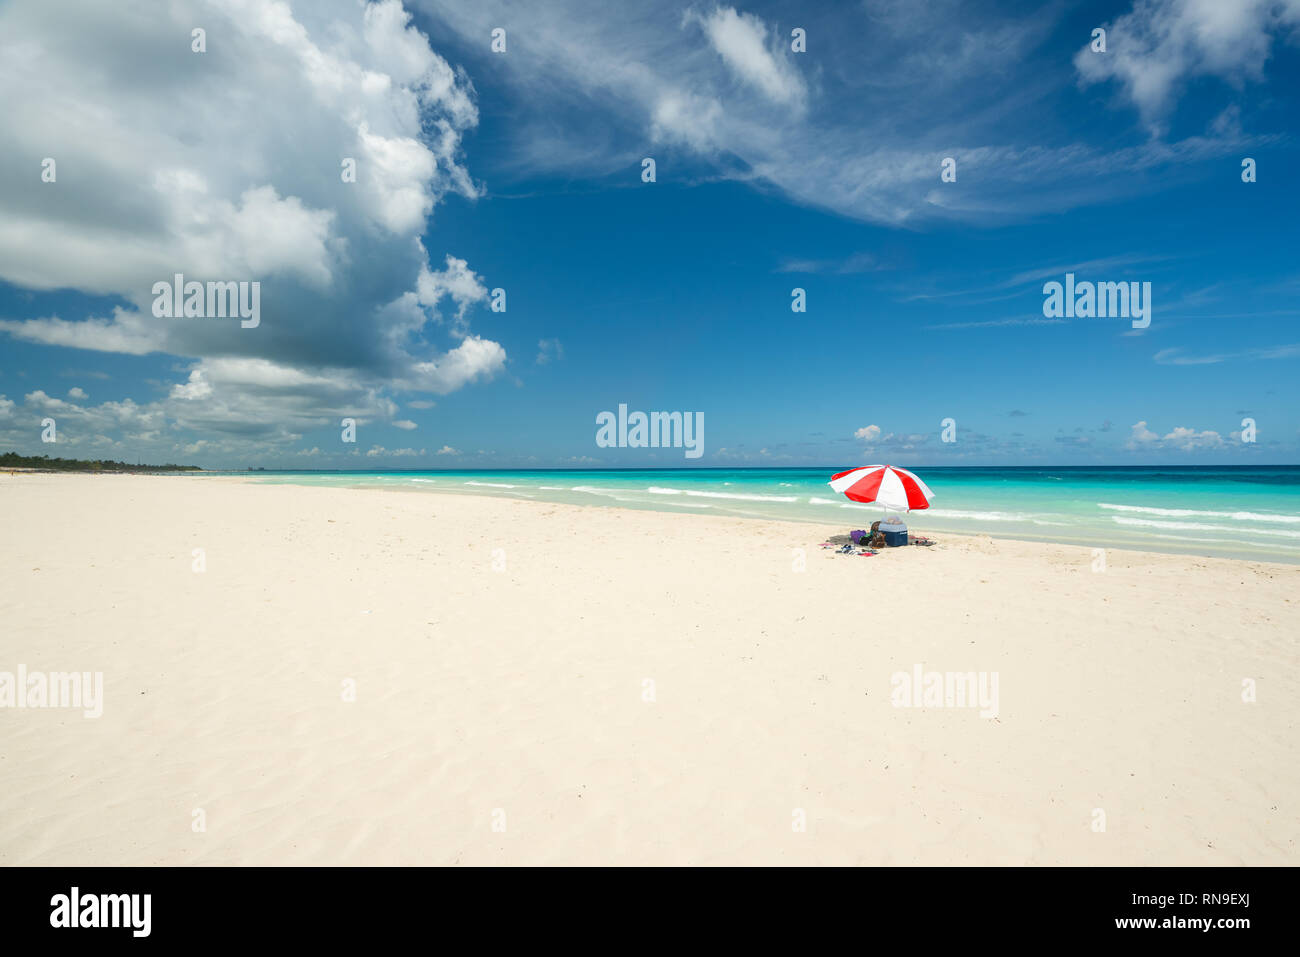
1;472;1297;865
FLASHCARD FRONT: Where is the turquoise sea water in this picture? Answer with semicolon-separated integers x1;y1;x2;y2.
231;466;1300;564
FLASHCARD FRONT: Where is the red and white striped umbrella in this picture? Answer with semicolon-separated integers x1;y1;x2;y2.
828;464;935;511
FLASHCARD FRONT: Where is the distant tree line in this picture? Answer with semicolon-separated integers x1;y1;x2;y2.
0;451;201;472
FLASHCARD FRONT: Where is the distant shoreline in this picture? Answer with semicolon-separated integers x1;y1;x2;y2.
1;452;200;474
3;467;203;475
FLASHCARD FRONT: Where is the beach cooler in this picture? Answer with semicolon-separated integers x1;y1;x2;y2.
879;515;908;547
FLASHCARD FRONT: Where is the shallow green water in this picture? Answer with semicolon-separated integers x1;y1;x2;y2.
225;466;1300;563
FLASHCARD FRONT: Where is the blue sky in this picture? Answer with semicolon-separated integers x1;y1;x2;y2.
1;0;1298;467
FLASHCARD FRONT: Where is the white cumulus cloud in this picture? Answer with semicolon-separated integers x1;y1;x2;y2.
0;0;510;463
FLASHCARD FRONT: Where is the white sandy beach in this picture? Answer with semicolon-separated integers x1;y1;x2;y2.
1;472;1297;865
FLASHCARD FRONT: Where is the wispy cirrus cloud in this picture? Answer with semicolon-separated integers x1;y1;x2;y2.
412;0;1255;226
900;253;1172;305
1154;344;1300;365
925;317;1067;330
777;251;883;274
